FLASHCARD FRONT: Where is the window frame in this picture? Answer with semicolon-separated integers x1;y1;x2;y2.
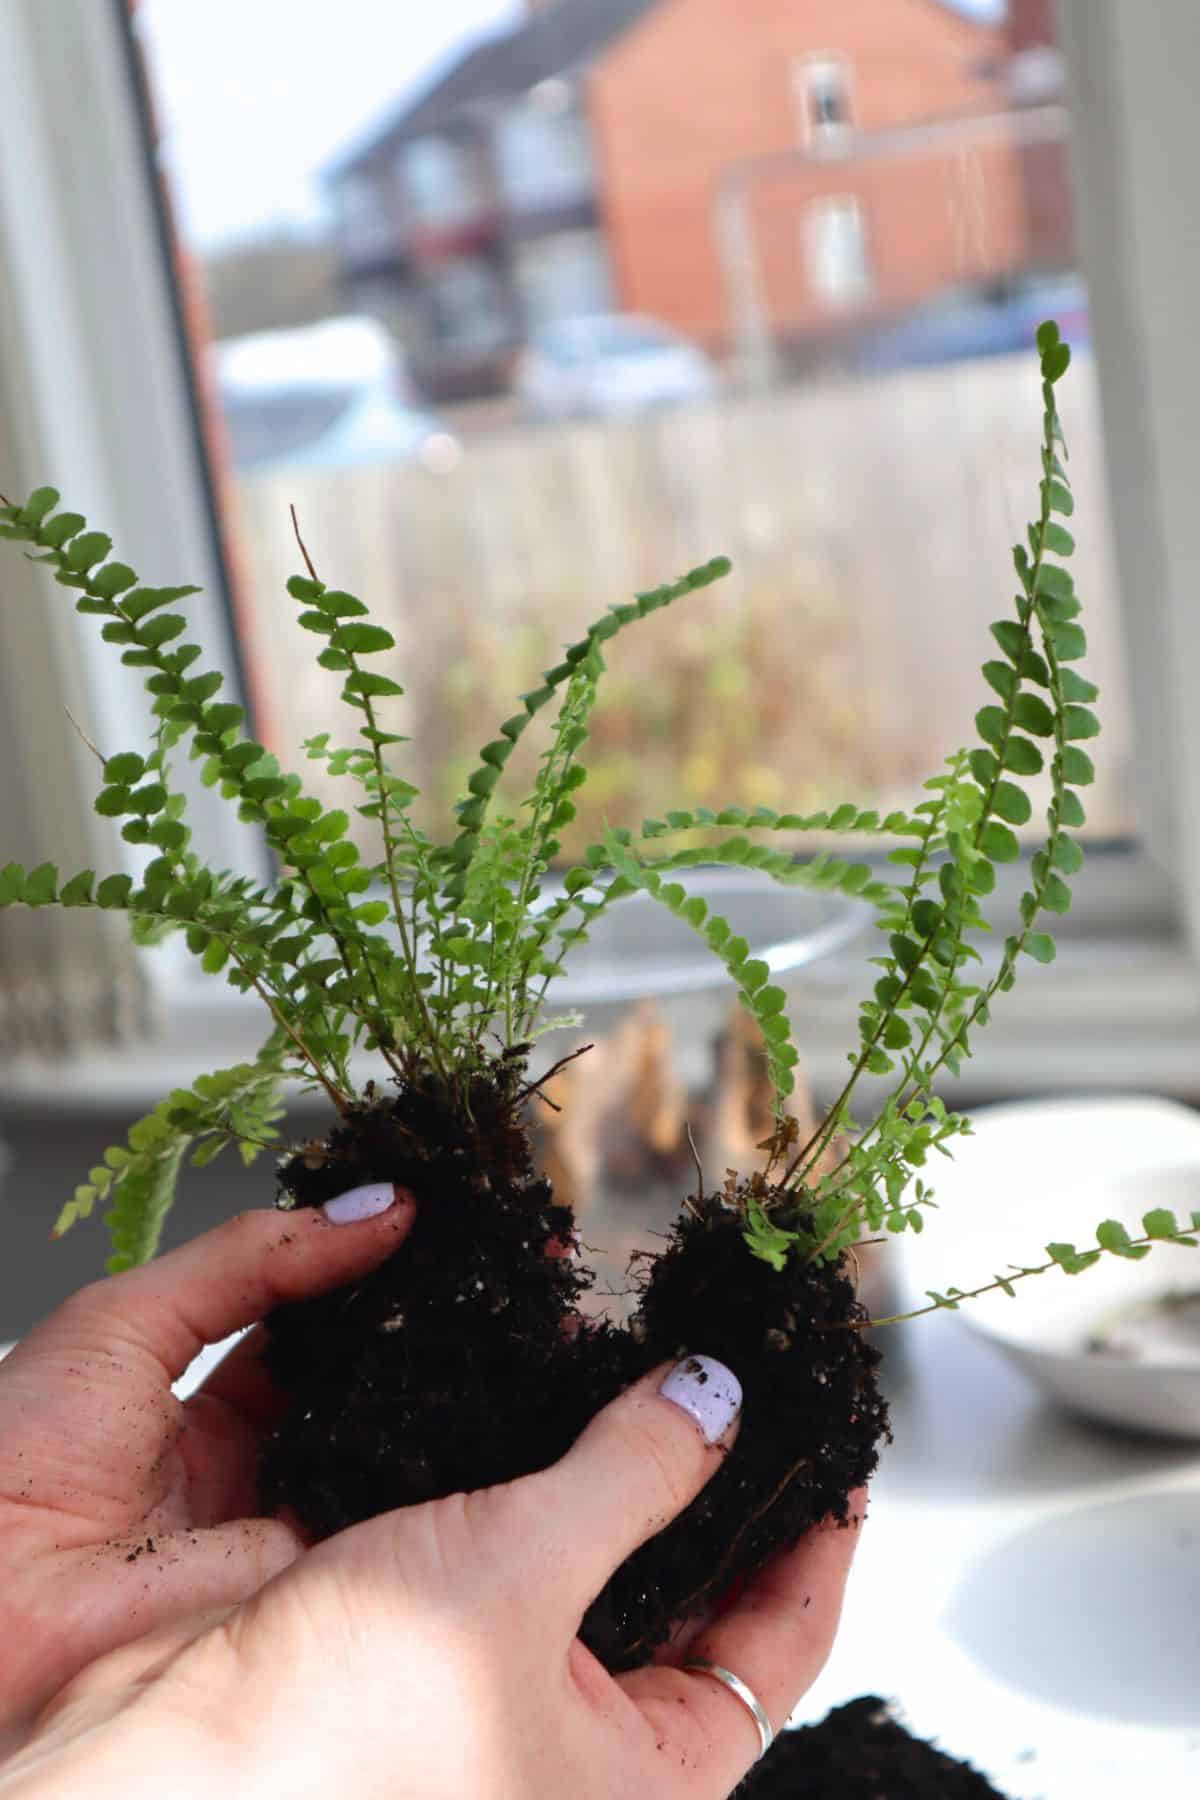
0;0;269;1002
0;0;1197;1099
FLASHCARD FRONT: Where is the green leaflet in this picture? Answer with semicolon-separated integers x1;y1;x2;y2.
103;1140;189;1274
742;1199;801;1272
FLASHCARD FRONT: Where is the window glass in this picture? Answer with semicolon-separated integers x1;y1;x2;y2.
427;257;511;349
134;0;1134;856
400;136;485;226
496;91;596;209
334;174;394;261
805;196;871;305
516;230;613;329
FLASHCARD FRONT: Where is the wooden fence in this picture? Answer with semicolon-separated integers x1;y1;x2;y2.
228;352;1130;848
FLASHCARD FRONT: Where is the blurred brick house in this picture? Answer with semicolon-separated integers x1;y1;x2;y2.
1005;0;1074;268
328;0;1061;398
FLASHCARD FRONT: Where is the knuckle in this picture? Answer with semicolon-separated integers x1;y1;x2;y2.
609;1406;699;1523
62;1275;111;1318
48;1276;124;1344
455;1478;530;1559
424;1488;490;1570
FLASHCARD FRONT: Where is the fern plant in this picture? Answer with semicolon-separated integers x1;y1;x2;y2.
0;325;1194;1311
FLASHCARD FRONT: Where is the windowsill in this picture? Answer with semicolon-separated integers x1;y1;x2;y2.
1;926;1196;1116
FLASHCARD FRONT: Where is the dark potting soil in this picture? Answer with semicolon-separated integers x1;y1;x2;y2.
737;1696;1013;1798
259;1068;887;1673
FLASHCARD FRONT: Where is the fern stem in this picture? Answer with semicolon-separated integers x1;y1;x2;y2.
872;422;1067;1130
780;785;962;1198
360;683;446;1078
289;509;444;1082
902;619;1071;1104
801;384;1068;1258
860;1231;1179;1327
228;946;351;1114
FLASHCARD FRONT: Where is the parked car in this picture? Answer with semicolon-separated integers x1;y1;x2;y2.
210;315;462;474
850;273;1090;376
514;314;718;422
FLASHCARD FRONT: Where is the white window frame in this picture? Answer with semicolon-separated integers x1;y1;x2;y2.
0;0;1199;1104
0;0;266;1069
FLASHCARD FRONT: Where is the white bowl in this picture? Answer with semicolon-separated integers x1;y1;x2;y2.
540;869;868;1004
892;1096;1200;1438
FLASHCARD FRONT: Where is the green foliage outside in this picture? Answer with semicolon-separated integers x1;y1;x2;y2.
1;327;1195;1310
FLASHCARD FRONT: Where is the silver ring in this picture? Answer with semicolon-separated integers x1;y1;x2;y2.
683;1658;774;1760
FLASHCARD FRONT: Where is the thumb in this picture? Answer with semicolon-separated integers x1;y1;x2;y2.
506;1355;743;1630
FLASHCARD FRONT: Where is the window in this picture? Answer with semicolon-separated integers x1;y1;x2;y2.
5;0;1200;1102
399;136;483;227
495;91;596;212
131;3;1132;857
514;230;612;330
424;257;510;349
795;53;853;145
333;172;395;262
804;195;871;305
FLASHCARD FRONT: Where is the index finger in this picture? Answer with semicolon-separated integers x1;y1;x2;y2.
37;1190;415;1387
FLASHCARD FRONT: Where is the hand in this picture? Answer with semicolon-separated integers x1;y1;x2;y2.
0;1186;417;1752
1;1353;864;1800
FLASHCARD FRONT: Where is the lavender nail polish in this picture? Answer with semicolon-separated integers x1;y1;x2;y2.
322;1181;398;1225
659;1354;742;1444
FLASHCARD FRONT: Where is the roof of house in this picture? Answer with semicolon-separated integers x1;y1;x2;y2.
329;0;1003;179
329;0;660;175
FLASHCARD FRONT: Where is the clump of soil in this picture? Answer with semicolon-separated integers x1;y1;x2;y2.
260;1068;887;1672
737;1696;1013;1798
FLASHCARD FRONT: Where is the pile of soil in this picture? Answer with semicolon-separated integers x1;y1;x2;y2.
737;1696;1013;1798
260;1068;887;1672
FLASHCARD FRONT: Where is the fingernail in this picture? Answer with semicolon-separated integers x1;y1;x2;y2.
659;1354;742;1445
322;1182;402;1225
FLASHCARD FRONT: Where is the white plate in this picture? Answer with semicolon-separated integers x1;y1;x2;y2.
892;1095;1200;1437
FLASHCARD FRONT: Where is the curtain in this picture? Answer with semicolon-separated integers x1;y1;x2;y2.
0;553;150;1058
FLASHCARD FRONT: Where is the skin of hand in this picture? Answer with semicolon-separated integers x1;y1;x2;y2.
1;1377;864;1800
0;1190;419;1755
0;1185;866;1797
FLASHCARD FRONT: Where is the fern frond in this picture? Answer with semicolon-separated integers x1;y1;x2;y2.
517;828;893;1035
441;555;732;904
872;1207;1200;1326
633;802;923;840
793;327;1094;1263
57;1031;289;1271
602;831;800;1111
0;494;420;1070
